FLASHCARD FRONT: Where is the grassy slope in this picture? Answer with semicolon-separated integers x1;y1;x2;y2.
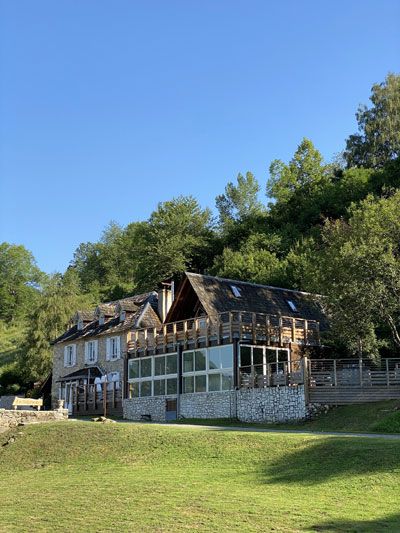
0;321;25;376
175;400;400;434
1;422;400;532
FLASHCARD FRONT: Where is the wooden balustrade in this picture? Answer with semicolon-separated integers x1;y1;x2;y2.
127;311;320;355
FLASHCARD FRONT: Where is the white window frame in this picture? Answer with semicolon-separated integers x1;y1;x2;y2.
128;353;178;398
64;344;76;368
85;339;98;364
106;336;121;361
182;345;234;394
239;344;291;374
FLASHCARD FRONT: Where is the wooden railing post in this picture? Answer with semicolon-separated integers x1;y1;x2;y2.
386;359;390;387
291;318;296;343
229;312;233;343
266;315;270;345
304;320;308;345
278;316;283;345
252;313;257;344
303;356;309;402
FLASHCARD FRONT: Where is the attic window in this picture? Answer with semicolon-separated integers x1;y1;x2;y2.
230;285;242;298
77;319;84;331
120;310;126;322
99;314;105;326
287;300;297;312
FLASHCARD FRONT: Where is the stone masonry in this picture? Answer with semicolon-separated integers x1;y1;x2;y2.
123;385;307;423
0;408;68;432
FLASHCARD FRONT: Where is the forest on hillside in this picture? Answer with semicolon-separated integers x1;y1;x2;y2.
1;73;399;395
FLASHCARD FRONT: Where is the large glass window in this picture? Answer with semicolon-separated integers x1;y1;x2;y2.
182;345;233;394
239;345;290;374
128;353;178;398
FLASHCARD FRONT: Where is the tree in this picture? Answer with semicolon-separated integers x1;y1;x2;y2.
212;234;284;286
316;191;400;359
135;196;216;289
0;243;43;322
216;172;264;229
344;73;400;169
267;138;328;205
19;269;93;383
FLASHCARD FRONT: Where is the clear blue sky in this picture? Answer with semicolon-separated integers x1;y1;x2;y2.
1;1;399;274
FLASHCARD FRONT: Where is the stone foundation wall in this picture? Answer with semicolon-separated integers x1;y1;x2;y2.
0;408;68;431
179;391;236;419
123;397;172;422
123;386;307;423
237;386;307;423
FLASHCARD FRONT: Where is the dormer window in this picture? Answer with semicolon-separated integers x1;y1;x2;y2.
287;300;297;312
99;314;105;326
77;319;84;331
230;285;242;298
120;310;126;323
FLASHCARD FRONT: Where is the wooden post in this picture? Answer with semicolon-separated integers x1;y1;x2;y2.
183;321;188;350
205;316;210;347
303;356;309;403
84;384;88;411
278;316;283;346
386;359;390;387
163;324;167;351
252;313;257;344
333;359;337;387
291;318;296;343
112;381;116;408
173;322;177;346
229;312;233;343
304;320;308;345
103;380;107;418
266;315;270;346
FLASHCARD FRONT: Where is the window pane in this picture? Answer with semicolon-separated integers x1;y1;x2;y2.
208;347;219;370
195;374;206;393
129;360;139;380
195;350;206;371
183;376;194;393
240;346;251;367
220;345;233;368
265;349;277;364
153;379;165;396
208;373;221;392
278;350;288;362
166;378;177;395
183;352;194;373
141;380;152;397
253;347;263;366
141;358;152;378
154;356;165;376
222;372;233;391
129;382;139;398
166;354;177;375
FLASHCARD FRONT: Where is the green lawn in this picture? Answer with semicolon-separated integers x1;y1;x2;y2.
1;421;400;532
174;400;400;434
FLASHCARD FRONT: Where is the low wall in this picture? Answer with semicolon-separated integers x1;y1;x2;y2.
123;386;307;423
0;408;68;431
237;386;307;423
123;397;171;422
180;391;236;419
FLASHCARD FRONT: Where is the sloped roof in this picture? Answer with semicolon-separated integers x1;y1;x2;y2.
53;292;159;345
184;272;327;327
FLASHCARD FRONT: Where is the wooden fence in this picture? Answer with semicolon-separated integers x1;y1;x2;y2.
73;381;123;416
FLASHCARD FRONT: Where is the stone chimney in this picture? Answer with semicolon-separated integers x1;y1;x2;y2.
158;281;174;322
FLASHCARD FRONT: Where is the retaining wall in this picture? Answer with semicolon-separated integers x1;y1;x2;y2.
123;385;307;423
0;408;68;431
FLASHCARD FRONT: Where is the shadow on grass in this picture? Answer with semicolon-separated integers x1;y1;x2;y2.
308;512;400;532
266;437;400;485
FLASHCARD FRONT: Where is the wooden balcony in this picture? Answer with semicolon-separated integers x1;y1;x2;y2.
127;311;320;356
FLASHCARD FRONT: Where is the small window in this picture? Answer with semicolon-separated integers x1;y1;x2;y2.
99;314;105;326
120;310;126;323
287;300;297;312
230;285;242;297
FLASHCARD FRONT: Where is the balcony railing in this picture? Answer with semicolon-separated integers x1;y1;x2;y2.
127;311;320;355
239;361;306;388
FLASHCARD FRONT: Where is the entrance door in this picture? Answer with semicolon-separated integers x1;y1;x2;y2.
64;383;75;415
165;399;177;421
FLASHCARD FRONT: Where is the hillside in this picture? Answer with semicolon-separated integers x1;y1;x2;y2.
0;321;25;393
1;421;400;531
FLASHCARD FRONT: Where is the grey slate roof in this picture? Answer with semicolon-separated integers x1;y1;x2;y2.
53;292;159;345
185;272;328;328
